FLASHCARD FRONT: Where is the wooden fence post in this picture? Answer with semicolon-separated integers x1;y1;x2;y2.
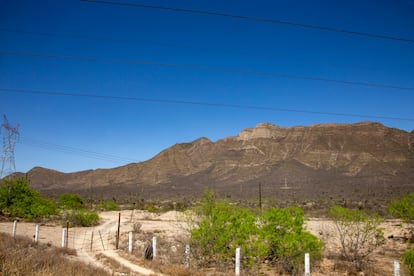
98;230;105;251
90;231;94;251
116;212;121;249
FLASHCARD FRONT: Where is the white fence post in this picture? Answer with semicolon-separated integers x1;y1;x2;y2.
128;231;133;253
35;224;39;242
394;260;400;276
304;252;310;276
62;228;67;248
12;220;17;238
152;236;157;259
235;247;240;276
185;244;190;268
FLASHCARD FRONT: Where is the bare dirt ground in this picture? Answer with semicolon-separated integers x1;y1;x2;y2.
0;211;412;275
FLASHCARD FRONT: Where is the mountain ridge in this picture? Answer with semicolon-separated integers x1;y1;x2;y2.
15;122;414;200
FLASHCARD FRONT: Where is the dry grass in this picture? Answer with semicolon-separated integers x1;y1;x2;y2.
0;232;109;275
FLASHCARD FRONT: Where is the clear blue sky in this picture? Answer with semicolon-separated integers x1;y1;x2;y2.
1;0;413;173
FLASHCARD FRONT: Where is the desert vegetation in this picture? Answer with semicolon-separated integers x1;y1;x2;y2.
1;178;413;275
190;189;323;273
328;205;384;270
0;179;109;227
0;232;109;275
388;193;414;275
0;178;57;219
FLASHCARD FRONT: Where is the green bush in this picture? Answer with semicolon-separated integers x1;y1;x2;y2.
190;190;323;272
261;206;323;272
97;200;119;211
63;209;99;227
58;193;84;210
191;200;266;266
0;178;57;219
388;193;414;222
403;248;414;275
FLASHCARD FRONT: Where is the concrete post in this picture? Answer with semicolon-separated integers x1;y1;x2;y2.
235;247;240;276
305;253;310;276
12;220;17;238
35;224;39;242
128;231;133;253
152;236;157;259
62;228;67;248
185;244;190;268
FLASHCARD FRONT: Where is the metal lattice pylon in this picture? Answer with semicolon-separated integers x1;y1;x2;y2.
0;115;19;178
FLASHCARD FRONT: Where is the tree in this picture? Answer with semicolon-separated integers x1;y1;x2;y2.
329;206;384;270
0;178;57;219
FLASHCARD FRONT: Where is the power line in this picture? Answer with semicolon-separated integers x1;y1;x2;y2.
81;0;414;44
1;50;413;91
0;28;366;72
1;88;414;122
20;137;138;164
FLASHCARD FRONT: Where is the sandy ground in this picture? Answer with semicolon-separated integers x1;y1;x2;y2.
0;211;412;275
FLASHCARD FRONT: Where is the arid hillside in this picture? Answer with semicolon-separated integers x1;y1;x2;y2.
17;122;414;201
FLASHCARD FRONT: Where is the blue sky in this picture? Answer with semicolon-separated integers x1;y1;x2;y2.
1;0;413;173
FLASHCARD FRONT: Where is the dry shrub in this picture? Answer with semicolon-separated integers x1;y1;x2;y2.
0;232;109;275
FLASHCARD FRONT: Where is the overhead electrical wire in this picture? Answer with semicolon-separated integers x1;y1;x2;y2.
20;137;138;164
1;88;413;122
0;28;368;72
1;50;413;91
81;0;414;44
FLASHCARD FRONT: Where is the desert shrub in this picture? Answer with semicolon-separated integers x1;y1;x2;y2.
191;200;266;267
63;209;99;227
260;206;323;273
388;193;414;222
97;200;119;211
329;206;384;270
196;188;215;217
143;202;158;213
403;248;414;275
0;232;109;275
0;178;57;219
133;221;142;233
190;190;322;272
58;193;84;210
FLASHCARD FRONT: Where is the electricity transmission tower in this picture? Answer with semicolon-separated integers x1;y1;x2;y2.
1;115;19;178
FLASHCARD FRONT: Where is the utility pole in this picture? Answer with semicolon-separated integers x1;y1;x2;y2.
259;182;262;210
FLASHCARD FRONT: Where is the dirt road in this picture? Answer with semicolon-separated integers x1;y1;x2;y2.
0;210;175;275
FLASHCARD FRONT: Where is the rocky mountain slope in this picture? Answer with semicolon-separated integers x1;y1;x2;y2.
21;122;414;200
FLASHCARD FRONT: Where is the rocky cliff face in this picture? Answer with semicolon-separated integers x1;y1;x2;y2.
23;122;414;200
